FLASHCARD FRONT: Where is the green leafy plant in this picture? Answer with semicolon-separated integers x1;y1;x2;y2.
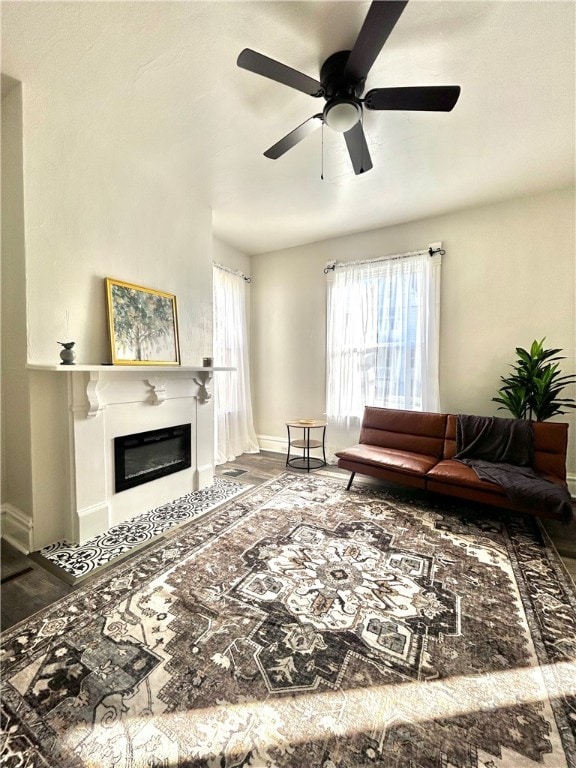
492;338;576;421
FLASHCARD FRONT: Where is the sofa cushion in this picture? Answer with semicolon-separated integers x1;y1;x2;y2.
426;459;506;496
442;415;458;459
532;421;568;480
360;407;447;459
335;444;439;477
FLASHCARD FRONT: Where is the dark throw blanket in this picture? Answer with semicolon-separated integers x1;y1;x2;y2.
455;414;572;522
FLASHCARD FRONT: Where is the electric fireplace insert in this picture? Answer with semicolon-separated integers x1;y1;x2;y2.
114;423;192;493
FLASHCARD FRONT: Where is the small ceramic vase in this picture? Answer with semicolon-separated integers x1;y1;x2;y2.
58;341;76;365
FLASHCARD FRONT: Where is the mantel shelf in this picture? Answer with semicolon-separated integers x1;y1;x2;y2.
27;364;234;373
27;364;236;417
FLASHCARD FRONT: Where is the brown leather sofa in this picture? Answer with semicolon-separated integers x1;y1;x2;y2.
335;406;571;521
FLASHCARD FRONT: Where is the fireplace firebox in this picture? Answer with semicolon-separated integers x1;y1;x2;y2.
114;423;192;493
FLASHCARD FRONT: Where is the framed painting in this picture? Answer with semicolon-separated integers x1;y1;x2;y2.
105;278;180;365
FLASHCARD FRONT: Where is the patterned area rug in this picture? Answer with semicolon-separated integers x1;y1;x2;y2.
2;472;575;767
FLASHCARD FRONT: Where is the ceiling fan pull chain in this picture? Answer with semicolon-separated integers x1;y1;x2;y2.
321;121;324;181
361;111;364;169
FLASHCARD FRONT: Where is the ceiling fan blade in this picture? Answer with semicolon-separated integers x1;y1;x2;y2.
344;121;373;175
264;115;323;159
237;49;324;97
344;1;408;84
365;85;461;111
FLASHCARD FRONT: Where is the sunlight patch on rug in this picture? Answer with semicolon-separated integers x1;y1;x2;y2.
60;661;576;767
2;472;575;767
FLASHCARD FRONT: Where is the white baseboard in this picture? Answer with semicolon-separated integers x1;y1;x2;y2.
1;503;33;554
257;434;288;454
257;434;338;466
196;462;215;489
76;502;110;545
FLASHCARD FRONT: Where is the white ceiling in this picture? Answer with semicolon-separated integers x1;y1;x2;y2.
2;1;575;255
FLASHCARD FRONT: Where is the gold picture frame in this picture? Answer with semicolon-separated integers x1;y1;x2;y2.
105;278;180;365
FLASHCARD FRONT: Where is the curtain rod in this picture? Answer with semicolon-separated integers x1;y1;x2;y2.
323;245;445;274
214;262;252;283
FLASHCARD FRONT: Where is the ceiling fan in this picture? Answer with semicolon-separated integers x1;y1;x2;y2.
237;0;461;175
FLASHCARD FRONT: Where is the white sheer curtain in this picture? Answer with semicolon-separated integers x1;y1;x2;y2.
326;250;440;433
213;265;259;464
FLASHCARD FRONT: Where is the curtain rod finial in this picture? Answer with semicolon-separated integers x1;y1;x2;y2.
428;241;445;257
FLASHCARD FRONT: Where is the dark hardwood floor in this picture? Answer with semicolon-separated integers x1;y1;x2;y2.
1;537;76;630
2;451;575;631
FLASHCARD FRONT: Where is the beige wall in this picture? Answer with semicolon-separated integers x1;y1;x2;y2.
250;186;576;484
21;132;213;366
1;79;34;523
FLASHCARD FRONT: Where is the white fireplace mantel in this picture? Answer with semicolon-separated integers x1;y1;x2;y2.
25;364;234;548
27;364;232;372
27;364;233;417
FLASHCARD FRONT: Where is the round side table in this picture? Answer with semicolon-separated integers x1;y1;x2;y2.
286;420;327;472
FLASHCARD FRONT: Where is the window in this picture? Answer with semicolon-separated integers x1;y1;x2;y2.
326;251;440;423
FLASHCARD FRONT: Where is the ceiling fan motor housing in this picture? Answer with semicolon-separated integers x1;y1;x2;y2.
320;50;365;132
320;50;365;99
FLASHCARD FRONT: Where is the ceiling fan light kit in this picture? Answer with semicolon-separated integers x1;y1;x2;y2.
237;0;461;175
323;99;362;133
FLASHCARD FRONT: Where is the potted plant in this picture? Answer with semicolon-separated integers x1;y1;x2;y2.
492;338;576;421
